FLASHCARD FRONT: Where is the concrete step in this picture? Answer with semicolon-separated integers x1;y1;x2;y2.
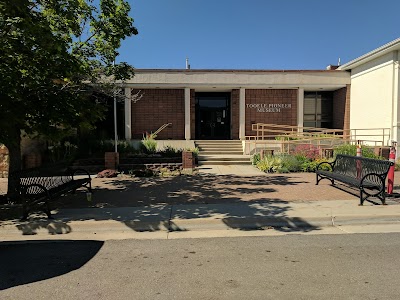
195;140;246;165
198;147;243;151
195;142;242;146
198;160;251;165
200;151;244;155
197;145;242;149
197;155;253;166
194;140;242;144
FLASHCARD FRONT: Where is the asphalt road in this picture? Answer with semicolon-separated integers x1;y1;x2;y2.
1;234;400;299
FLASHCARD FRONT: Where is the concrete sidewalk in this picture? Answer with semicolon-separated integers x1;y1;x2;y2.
2;165;400;241
2;198;400;241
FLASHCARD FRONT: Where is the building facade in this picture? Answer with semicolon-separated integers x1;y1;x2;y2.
339;38;400;145
122;69;351;141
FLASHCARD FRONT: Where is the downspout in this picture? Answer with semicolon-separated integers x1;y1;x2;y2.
392;50;399;145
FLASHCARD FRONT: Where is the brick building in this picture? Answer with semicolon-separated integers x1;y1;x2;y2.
122;69;351;143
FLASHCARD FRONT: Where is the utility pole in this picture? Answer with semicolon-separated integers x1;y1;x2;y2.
113;59;118;153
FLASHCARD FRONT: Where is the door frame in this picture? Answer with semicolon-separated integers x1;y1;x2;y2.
195;92;231;140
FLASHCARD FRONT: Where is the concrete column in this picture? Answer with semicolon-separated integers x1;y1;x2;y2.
239;88;246;139
124;87;132;140
297;88;304;131
185;88;191;140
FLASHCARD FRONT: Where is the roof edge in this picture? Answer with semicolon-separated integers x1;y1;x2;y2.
339;37;400;71
132;69;344;73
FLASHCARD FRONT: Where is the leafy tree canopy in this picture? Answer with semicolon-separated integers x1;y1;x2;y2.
0;0;137;171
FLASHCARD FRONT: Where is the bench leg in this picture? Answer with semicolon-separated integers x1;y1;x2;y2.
316;174;334;186
378;193;387;205
360;187;388;206
359;188;368;206
21;205;29;221
87;181;93;193
44;199;53;219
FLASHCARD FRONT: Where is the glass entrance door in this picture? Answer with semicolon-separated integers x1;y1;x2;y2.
195;93;231;139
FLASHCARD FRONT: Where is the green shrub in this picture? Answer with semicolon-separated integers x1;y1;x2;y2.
256;156;280;172
141;136;157;154
300;158;333;172
256;154;301;173
281;155;302;172
251;153;261;165
333;144;381;159
159;145;180;157
115;140;139;155
184;147;199;157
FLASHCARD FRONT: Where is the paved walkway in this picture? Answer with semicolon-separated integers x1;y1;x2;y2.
2;166;400;241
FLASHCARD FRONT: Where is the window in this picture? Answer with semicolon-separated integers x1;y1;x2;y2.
303;92;333;128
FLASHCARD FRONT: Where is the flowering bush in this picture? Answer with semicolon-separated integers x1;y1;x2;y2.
292;144;320;161
97;169;118;178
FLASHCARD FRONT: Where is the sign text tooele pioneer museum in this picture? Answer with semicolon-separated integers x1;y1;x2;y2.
246;103;292;113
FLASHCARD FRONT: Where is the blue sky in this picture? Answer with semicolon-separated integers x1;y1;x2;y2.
118;0;400;70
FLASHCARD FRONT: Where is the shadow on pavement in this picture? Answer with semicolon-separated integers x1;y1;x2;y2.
2;174;325;234
0;240;103;290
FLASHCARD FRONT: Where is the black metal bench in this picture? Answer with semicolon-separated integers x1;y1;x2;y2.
316;154;393;205
9;165;92;220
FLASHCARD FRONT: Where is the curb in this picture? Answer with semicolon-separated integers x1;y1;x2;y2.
2;214;400;238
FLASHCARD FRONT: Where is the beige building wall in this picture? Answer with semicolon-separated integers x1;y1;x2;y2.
349;52;398;144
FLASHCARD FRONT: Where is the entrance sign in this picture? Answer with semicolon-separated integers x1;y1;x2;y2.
246;103;292;113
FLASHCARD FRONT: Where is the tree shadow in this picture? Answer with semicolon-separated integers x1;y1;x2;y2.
2;173;329;234
15;219;72;235
0;240;103;290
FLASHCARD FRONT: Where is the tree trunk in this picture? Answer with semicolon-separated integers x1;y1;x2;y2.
5;127;22;198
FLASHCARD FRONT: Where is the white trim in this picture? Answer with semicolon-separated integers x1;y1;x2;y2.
297;88;304;130
393;51;399;142
350;60;394;79
239;88;246;139
122;83;346;90
184;88;191;140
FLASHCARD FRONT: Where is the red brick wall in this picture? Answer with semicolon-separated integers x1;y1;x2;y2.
231;89;240;139
182;151;195;169
245;89;298;136
332;85;351;131
131;89;185;139
105;152;119;170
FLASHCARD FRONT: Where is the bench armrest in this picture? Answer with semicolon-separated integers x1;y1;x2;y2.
360;173;386;196
360;172;385;185
316;161;334;171
70;168;91;181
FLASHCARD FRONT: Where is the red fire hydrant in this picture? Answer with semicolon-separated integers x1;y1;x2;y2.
387;142;397;195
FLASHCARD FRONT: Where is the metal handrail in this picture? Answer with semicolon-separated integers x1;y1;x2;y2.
244;123;391;155
153;123;172;136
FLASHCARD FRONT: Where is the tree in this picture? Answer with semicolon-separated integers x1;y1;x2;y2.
0;0;138;181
